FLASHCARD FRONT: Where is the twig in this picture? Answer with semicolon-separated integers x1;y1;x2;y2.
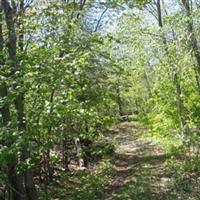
94;8;108;32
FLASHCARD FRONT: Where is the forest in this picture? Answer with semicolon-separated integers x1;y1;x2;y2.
1;0;200;199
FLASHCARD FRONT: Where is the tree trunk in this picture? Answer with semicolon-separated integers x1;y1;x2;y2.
181;0;200;93
0;1;26;199
2;1;37;199
156;0;187;135
75;138;85;170
116;86;123;116
156;0;163;27
43;154;49;200
144;70;152;98
63;138;69;169
173;73;187;135
7;159;26;200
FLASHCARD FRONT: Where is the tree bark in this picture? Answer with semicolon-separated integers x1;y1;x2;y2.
2;0;37;199
181;0;200;93
62;138;69;169
75;138;85;170
1;1;26;199
116;86;123;116
156;0;187;134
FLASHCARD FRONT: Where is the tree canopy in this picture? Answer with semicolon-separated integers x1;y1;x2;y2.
1;0;200;199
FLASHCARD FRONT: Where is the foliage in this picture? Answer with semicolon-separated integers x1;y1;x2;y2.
1;0;200;199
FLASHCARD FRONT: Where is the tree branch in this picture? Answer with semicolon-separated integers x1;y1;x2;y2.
94;8;108;32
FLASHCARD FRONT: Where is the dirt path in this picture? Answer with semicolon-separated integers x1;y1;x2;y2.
100;122;178;200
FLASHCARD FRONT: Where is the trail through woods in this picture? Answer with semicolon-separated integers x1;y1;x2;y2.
99;122;199;200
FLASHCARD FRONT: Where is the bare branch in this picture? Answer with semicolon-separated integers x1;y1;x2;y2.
94;7;108;32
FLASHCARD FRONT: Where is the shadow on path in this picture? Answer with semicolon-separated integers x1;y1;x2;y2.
99;122;195;200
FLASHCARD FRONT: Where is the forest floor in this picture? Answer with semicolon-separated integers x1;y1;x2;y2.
98;122;200;200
